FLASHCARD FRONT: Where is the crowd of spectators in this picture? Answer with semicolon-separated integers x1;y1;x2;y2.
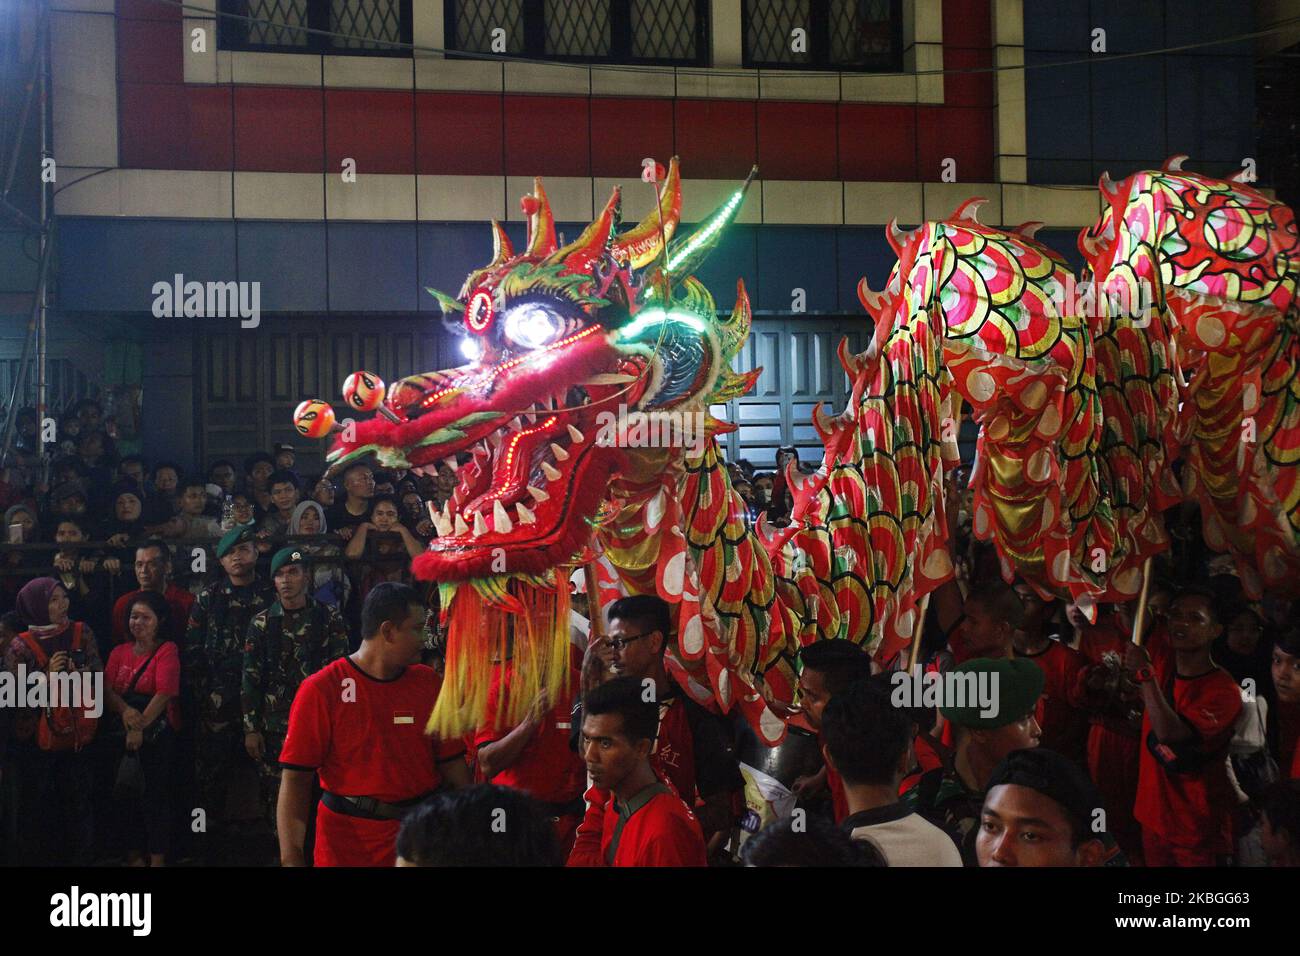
0;398;462;866
0;398;1297;870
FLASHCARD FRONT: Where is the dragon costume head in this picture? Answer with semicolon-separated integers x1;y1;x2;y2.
322;158;758;584
305;160;769;736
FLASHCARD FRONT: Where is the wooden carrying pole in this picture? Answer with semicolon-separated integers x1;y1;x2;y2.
1130;556;1154;646
906;592;932;672
583;561;605;645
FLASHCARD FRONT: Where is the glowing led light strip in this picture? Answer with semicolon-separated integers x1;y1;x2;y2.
418;325;604;411
479;415;560;505
665;188;745;273
617;308;706;338
466;290;494;334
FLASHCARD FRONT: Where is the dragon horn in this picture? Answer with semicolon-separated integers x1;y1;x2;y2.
1161;154;1188;173
611;156;682;269
523;178;557;258
426;287;465;314
886;218;921;256
553;186;621;275
716;279;752;361
1099;170;1121;199
856;276;890;323
950;197;988;224
1013;221;1045;240
658;166;757;282
1229;167;1252;183
489;220;514;265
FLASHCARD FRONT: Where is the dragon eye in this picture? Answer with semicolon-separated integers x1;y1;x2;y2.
503;303;562;349
466;290;494;334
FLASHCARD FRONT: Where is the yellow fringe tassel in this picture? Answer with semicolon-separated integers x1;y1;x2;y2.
427;580;572;740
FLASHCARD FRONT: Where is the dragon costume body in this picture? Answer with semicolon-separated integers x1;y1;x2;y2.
295;156;1298;745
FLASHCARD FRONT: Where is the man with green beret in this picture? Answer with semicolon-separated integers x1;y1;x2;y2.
183;523;274;861
242;546;349;842
900;656;1044;864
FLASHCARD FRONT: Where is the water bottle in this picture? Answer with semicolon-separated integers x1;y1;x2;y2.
221;494;235;530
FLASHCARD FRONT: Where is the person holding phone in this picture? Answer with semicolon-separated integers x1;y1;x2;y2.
2;577;104;864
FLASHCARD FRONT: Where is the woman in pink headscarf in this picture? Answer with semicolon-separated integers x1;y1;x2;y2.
2;576;104;864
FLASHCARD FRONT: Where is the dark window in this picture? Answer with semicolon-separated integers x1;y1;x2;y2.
218;0;413;55
445;0;709;66
743;0;902;71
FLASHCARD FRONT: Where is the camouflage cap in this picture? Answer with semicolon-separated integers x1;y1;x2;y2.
270;546;307;575
215;523;257;558
939;657;1044;730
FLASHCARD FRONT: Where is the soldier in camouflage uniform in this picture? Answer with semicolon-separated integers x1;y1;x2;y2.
242;546;349;831
900;657;1045;864
183;524;273;852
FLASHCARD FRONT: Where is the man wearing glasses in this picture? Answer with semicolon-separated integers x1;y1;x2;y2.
578;595;741;851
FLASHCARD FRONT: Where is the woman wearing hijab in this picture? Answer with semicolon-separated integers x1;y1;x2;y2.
288;499;350;610
1;577;104;864
99;481;171;570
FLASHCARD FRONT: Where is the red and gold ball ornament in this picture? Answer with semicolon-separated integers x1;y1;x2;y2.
466;289;495;334
293;399;335;438
343;370;386;411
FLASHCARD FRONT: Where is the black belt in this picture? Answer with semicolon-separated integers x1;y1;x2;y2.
321;789;434;822
535;797;586;818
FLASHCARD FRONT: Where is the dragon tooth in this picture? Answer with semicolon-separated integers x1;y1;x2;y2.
454;514;469;536
540;461;562;481
584;372;637;385
432;513;451;536
549;442;569;462
493;500;513;533
472;511;489;537
566;424;584;443
527;485;550;503
487;431;503;449
515;502;536;525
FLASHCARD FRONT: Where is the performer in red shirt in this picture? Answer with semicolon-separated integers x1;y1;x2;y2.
1013;582;1087;763
592;595;741;843
791;640;873;823
951;582;1022;664
568;677;707;867
1129;589;1243;866
476;658;586;855
1069;605;1146;861
109;541;195;646
277;582;470;867
1272;625;1300;778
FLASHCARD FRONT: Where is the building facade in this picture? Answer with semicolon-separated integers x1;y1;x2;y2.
13;0;1264;472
